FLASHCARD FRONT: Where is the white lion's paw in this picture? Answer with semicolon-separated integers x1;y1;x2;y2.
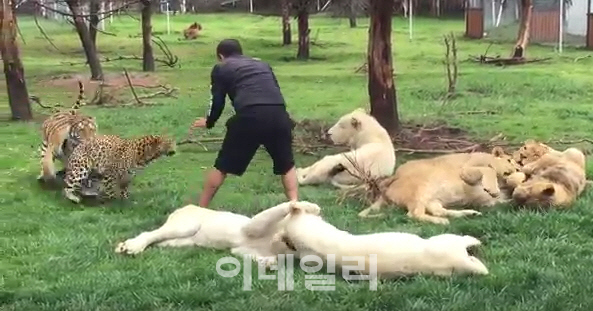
114;239;147;255
463;210;482;217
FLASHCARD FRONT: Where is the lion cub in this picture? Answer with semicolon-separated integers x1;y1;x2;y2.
512;139;564;166
509;144;586;207
359;148;520;225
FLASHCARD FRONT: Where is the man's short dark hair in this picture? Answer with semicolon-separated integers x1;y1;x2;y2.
216;39;243;58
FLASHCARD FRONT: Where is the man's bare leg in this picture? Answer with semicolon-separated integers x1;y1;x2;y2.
198;168;227;208
281;166;299;202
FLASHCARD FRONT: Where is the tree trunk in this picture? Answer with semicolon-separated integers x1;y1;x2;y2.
281;0;291;45
141;0;155;71
367;0;400;135
296;8;309;60
512;0;533;58
430;0;440;17
89;0;100;46
1;0;32;121
65;0;103;80
348;0;357;28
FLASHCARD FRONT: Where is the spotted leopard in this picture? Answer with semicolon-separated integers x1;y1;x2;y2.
62;134;176;203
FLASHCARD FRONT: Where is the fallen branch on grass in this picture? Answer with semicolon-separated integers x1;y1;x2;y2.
354;62;368;73
574;55;592;62
120;68;178;106
29;95;63;112
455;110;498;115
63;54;178;68
468;55;551;66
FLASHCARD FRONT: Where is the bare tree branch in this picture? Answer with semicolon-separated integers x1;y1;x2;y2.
33;13;64;54
32;0;138;19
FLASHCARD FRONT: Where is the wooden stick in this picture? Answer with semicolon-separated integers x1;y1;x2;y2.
122;68;144;105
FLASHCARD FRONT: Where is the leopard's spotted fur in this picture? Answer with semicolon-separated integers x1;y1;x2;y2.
62;134;176;203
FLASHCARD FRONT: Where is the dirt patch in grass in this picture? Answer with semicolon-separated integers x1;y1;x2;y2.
37;72;168;107
293;118;495;155
39;72;161;94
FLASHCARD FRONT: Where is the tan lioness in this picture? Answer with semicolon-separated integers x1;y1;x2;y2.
358;149;520;225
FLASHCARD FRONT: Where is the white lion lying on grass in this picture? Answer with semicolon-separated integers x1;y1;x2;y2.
114;201;320;267
276;202;489;278
296;108;396;188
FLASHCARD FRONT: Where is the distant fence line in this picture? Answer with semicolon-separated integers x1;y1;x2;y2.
14;0;467;18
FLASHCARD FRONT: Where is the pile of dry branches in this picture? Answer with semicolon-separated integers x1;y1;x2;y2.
468;43;551;66
334;154;388;206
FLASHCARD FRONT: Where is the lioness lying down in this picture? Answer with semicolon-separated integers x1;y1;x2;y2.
296;108;396;188
278;202;489;278
359;148;521;224
114;201;320;267
507;142;586;207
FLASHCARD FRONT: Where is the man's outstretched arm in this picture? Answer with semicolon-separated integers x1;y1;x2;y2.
205;65;227;129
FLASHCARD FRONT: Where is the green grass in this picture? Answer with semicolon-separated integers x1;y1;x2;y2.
3;12;593;311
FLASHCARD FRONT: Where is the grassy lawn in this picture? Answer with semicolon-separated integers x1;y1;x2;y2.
3;12;593;311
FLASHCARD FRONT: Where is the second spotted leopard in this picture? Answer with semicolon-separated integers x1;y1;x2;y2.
62;134;176;203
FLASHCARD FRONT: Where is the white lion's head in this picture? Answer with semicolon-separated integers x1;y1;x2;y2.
327;108;375;147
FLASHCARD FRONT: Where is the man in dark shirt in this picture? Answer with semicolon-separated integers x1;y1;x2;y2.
191;39;298;208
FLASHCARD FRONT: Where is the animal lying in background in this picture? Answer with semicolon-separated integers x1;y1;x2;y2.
296;108;396;188
183;22;202;39
34;81;98;183
115;201;321;267
62;134;176;203
358;148;521;224
507;142;586;208
277;202;489;278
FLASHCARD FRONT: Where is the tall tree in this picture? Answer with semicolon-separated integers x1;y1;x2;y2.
65;0;103;80
1;0;33;120
294;0;311;60
348;0;357;28
141;0;155;71
512;0;533;58
367;0;400;134
281;0;291;45
89;0;100;45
